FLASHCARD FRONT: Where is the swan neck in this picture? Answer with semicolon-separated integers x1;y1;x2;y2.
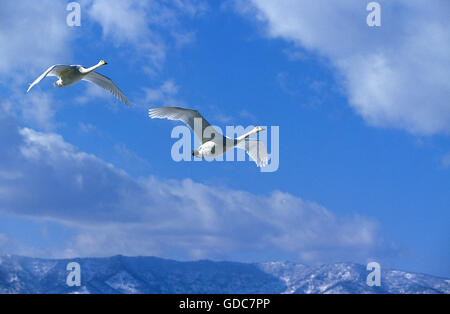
82;63;105;74
236;127;261;142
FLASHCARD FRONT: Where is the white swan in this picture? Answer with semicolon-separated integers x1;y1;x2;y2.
27;60;130;106
149;107;269;167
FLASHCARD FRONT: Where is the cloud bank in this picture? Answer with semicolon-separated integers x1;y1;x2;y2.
0;107;390;263
235;0;450;134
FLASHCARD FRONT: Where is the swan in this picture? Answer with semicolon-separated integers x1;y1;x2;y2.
149;107;269;167
27;60;130;106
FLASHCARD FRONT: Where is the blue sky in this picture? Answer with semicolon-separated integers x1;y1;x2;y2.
0;0;449;277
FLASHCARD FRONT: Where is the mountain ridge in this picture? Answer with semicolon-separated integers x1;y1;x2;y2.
0;255;448;294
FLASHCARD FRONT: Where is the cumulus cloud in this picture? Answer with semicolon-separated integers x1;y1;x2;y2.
0;111;392;263
82;0;207;72
234;0;450;135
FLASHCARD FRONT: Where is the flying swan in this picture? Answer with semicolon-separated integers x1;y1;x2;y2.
149;107;269;167
27;60;130;106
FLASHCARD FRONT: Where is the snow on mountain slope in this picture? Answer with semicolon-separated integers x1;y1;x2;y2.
0;255;448;294
257;261;449;294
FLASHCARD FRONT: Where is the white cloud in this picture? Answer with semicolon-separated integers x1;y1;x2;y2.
18;93;58;131
1;90;58;131
78;122;96;133
142;79;186;108
83;0;207;72
0;0;205;85
0;1;73;132
83;0;164;69
145;80;179;101
0;112;393;263
0;0;72;83
0;0;207;134
235;0;450;134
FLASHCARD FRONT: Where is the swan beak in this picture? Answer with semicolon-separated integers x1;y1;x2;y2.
257;127;265;132
100;60;107;65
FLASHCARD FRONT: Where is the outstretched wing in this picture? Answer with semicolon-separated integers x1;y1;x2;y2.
27;65;70;92
82;71;130;106
237;138;269;167
149;107;219;144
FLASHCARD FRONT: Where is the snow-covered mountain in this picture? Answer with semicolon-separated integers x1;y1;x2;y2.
0;255;448;294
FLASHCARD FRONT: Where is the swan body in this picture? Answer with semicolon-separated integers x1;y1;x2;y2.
193;137;236;159
27;60;130;106
149;107;269;167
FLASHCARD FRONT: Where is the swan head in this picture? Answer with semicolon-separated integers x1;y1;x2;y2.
255;126;265;132
99;60;107;66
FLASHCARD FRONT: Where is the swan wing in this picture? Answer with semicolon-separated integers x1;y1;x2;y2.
82;71;130;106
27;65;70;92
148;107;217;144
237;139;269;167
